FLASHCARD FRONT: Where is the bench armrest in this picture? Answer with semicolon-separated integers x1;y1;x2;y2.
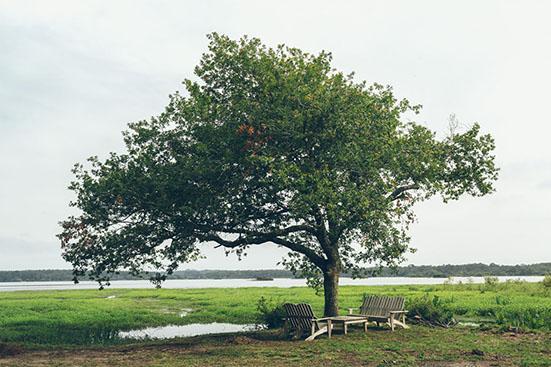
389;310;408;314
313;317;332;322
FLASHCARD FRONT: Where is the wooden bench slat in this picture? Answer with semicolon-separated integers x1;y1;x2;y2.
284;303;329;340
355;295;408;331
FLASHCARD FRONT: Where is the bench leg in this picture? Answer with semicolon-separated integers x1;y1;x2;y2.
392;320;409;329
344;323;348;335
364;321;368;333
390;314;395;331
327;320;332;338
305;326;328;341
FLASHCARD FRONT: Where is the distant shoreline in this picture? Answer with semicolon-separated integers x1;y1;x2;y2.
0;263;549;283
0;276;545;292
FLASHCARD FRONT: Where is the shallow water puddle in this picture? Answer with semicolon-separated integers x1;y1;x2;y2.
457;321;481;328
179;308;193;317
118;323;263;339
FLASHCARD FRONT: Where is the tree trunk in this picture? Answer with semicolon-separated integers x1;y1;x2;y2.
323;268;340;316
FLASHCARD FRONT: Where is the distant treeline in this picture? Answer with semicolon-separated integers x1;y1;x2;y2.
376;263;551;278
0;263;550;282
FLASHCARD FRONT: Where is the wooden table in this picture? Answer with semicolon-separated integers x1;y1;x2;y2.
326;316;368;338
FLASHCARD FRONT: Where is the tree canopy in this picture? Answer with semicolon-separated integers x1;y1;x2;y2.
59;33;498;315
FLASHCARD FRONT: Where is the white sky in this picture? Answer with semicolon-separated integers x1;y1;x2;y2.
0;0;550;270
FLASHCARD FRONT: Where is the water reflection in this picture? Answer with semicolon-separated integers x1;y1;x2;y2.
42;326;121;344
179;308;193;317
19;323;263;345
118;323;263;340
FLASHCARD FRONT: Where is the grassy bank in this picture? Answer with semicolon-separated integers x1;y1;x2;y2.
1;327;550;367
0;281;550;346
0;282;550;366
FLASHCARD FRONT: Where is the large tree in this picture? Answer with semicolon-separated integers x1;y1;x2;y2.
59;34;498;316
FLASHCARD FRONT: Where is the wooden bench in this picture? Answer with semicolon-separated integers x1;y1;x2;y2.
348;295;408;331
283;303;332;341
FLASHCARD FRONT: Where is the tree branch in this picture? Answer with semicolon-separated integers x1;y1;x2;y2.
195;223;317;237
200;230;327;269
388;183;419;201
312;206;340;264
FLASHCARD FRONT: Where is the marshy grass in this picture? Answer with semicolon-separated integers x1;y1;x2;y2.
0;280;550;346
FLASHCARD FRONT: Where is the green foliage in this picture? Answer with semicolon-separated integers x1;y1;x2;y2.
495;294;512;305
256;296;286;328
58;33;498;315
495;306;551;331
542;274;551;289
484;276;499;287
479;276;499;292
407;294;455;326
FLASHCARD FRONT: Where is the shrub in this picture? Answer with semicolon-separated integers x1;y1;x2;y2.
256;297;286;329
407;294;456;327
495;295;512;306
495;306;551;331
484;276;499;287
453;306;469;316
542;274;551;289
479;276;499;292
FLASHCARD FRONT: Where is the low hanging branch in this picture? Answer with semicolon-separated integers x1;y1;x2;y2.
388;183;420;201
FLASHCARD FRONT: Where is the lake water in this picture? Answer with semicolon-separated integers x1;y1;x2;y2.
0;276;543;292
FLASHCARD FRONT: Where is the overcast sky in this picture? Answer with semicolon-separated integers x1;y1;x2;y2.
1;0;550;270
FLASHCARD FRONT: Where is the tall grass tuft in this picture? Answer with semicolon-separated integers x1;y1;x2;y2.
407;294;456;327
256;297;286;329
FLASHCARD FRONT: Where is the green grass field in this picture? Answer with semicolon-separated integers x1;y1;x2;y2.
0;281;550;366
